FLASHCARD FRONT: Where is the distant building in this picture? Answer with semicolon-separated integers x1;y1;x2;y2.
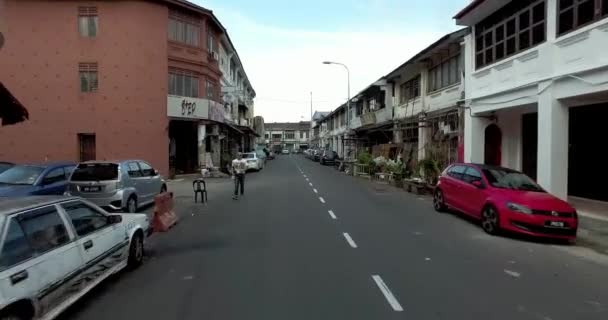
264;122;311;152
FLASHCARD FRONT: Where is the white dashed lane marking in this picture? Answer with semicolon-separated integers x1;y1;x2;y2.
504;269;521;278
319;197;325;204
328;210;337;219
343;233;358;248
372;275;404;312
313;188;318;194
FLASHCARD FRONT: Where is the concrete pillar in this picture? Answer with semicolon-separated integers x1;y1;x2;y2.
393;122;403;144
537;87;568;200
418;121;428;161
197;124;206;169
464;106;490;163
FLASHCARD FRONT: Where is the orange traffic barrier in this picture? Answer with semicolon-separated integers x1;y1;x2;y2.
152;192;178;232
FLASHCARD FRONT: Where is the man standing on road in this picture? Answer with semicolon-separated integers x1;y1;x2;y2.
232;153;247;200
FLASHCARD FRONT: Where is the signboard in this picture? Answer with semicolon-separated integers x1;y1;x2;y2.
361;112;377;126
208;101;225;123
167;96;209;120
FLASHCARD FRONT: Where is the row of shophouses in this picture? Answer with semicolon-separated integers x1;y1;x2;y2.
312;0;608;204
0;0;258;176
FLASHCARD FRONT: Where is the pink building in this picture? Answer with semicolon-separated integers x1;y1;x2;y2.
0;0;231;176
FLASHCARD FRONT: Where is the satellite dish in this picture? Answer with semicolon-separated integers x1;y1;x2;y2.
0;32;4;50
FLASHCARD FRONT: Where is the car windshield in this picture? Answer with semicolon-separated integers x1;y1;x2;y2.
0;163;13;174
482;168;544;192
71;163;119;181
0;166;44;185
242;154;255;159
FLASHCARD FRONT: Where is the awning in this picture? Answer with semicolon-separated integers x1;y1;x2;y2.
236;125;260;137
0;82;29;126
223;122;244;135
354;121;393;134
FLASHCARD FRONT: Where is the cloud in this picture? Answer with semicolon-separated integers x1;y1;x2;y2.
203;2;451;122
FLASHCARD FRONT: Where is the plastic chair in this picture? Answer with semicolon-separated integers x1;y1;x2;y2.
193;178;208;203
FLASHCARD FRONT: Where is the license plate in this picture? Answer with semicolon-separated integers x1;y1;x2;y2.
82;186;101;192
547;221;565;228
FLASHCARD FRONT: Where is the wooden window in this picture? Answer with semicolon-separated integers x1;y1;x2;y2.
78;133;96;162
558;0;608;36
79;63;98;92
168;70;199;98
168;9;200;47
399;76;420;103
78;7;98;37
206;80;215;100
474;0;545;69
428;54;461;92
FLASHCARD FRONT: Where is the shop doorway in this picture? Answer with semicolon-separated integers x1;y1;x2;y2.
569;104;607;201
484;124;502;166
521;113;538;180
169;120;198;174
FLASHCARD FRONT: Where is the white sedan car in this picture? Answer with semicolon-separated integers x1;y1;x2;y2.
0;196;150;320
243;152;264;171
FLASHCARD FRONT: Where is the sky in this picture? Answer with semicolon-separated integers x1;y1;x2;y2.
192;0;470;123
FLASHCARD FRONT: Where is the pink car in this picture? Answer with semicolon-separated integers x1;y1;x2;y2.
434;163;578;240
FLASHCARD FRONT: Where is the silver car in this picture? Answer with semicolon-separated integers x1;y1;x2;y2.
66;160;167;213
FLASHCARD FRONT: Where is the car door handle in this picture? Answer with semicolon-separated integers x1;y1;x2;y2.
83;240;94;250
10;270;28;285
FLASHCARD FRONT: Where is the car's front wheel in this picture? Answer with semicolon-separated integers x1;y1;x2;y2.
481;205;500;235
127;232;144;269
433;189;446;212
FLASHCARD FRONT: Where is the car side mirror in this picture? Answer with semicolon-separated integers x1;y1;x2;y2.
107;215;122;224
153;169;159;176
472;180;485;189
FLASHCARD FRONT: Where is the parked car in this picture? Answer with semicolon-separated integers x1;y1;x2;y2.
242;152;264;171
0;162;14;174
0;196;149;320
320;150;339;166
282;149;290;155
434;163;578;240
313;150;322;162
255;149;268;164
66;160;167;213
0;162;76;197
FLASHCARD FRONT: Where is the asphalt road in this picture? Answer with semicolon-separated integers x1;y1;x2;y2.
63;155;608;320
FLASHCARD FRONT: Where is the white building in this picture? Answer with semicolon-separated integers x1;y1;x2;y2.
264;122;311;152
456;0;608;202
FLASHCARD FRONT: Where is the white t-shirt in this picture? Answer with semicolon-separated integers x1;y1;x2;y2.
232;159;247;175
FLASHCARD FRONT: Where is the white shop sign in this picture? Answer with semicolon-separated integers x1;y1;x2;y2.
167;96;209;120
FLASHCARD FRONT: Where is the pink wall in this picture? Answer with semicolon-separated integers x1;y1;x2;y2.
0;0;170;175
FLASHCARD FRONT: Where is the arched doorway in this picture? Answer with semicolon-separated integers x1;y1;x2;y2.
484;124;502;166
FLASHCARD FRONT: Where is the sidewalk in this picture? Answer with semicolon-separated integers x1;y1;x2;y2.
569;197;608;254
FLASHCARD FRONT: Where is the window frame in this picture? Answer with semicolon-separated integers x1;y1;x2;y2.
399;75;421;104
462;166;484;184
60;201;111;238
557;0;608;36
447;165;467;180
474;0;546;69
428;54;462;92
127;162;143;178
14;205;72;258
169;70;200;98
41;167;67;186
78;6;98;38
0;217;35;271
168;10;201;47
79;63;98;93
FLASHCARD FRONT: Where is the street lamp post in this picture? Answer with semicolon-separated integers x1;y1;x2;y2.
322;61;351;129
323;61;351;158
